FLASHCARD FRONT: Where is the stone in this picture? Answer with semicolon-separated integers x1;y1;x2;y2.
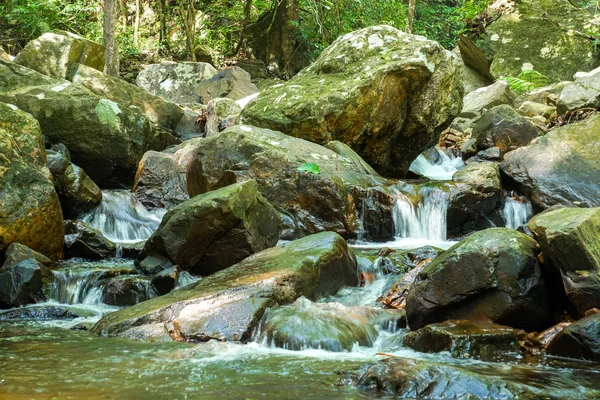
242;25;463;178
236;60;267;79
501;113;600;209
1;243;51;272
0;102;64;259
198;66;259;103
528;208;600;318
0;59;180;187
403;320;521;360
471;105;541;156
63;220;116;260
0;305;82;320
92;232;358;342
14;31;105;79
175;107;205;140
547;314;600;361
46;149;102;218
150;267;177;296
132;125;394;240
100;276;153;307
516;101;555;119
557;66;600;114
68;63;184;129
405;228;552;331
0;259;44;309
460;81;515;118
137;180;281;276
135;62;217;104
205;98;242;137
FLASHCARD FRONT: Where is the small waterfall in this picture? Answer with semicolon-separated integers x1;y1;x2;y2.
356;197;367;243
409;147;464;181
81;190;165;244
48;268;111;305
503;191;533;229
392;187;448;241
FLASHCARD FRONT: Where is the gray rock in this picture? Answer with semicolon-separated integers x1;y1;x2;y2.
0;259;44;309
198;66;258;104
547;313;600;361
64;220;116;260
557;67;600;114
205;98;242;137
460;81;515;118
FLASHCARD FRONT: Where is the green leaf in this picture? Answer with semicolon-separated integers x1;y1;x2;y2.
297;163;321;174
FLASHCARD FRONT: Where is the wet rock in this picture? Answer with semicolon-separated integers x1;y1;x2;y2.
46;149;102;218
535;322;571;349
501;114;600;209
403;320;520;360
92;232;358;342
119;241;145;259
14;31;104;79
64;220;116;260
0;102;64;259
135;62;217;104
528;208;600;318
133;125;394;240
547;314;600;361
0;259;45;309
242;26;463;178
557;67;600;114
150;267;177;296
406;228;552;331
466;147;502;163
205;98;242;137
471;105;541;156
357;357;532;398
137;180;281;276
198;66;258;103
100;276;153;307
1;243;52;272
0;305;81;320
0;59;180;187
69;63;184;130
460;81;515;118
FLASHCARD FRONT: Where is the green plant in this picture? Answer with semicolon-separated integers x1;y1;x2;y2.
499;70;552;94
297;163;321;174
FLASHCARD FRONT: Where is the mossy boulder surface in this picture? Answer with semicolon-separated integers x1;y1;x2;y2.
14;31;105;80
92;232;358;342
528;207;600;318
501;113;600;209
242;25;463;178
0;102;64;260
0;59;179;187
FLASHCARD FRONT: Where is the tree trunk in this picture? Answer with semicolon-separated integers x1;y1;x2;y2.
406;0;417;34
134;0;141;45
178;0;196;61
158;0;167;46
235;0;253;55
103;0;120;76
119;0;128;25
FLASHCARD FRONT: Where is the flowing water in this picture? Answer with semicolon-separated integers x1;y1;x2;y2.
503;190;534;229
409;147;464;181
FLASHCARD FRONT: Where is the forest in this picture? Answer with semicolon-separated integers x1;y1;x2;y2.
1;0;600;398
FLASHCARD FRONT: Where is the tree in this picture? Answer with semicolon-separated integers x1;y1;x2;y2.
103;0;120;76
406;0;416;34
179;0;196;61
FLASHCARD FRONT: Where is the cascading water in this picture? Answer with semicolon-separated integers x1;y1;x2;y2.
503;190;534;229
409;147;464;181
392;186;449;242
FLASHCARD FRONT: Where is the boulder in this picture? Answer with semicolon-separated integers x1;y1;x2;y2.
557;67;600;114
197;66;258;104
0;59;180;187
150;267;177;296
137;180;281;276
528;208;600;318
474;0;599;82
471;105;541;156
516;101;555;119
14;31;104;79
100;276;153;307
1;243;52;272
403;320;520;359
46;149;102;218
132;125;394;240
92;232;358;342
0;259;45;309
241;25;463;178
205;98;242;137
0;305;82;320
64;220;116;260
501;113;600;209
236;60;268;79
175;106;205;140
547;314;600;361
135;62;217;104
0;102;64;259
405;228;552;331
68;63;184;129
460;81;515;118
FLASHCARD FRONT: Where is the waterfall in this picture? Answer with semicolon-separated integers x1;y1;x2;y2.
392;187;448;241
503;191;533;229
409;147;464;181
81;190;165;244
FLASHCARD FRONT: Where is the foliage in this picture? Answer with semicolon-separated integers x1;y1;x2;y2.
499;70;551;94
297;163;321;174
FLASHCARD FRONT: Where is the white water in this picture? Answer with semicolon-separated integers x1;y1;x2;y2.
392;187;449;242
503;191;534;229
409;147;464;181
81;190;165;244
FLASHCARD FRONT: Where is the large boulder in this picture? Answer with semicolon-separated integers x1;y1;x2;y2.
528;208;600;318
14;31;104;79
1;243;51;272
405;228;552;331
474;0;599;82
557;66;600;114
0;259;45;309
501;113;600;209
460;81;515;118
135;62;217;104
68;63;184;130
547;313;600;361
133;125;394;240
0;59;180;187
242;25;463;178
91;232;358;342
63;220;116;260
46;148;102;218
197;66;258;104
0;102;63;259
137;180;281;276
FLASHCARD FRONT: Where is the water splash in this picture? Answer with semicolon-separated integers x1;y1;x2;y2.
392;187;448;241
503;191;533;229
81;190;165;244
409;147;464;181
